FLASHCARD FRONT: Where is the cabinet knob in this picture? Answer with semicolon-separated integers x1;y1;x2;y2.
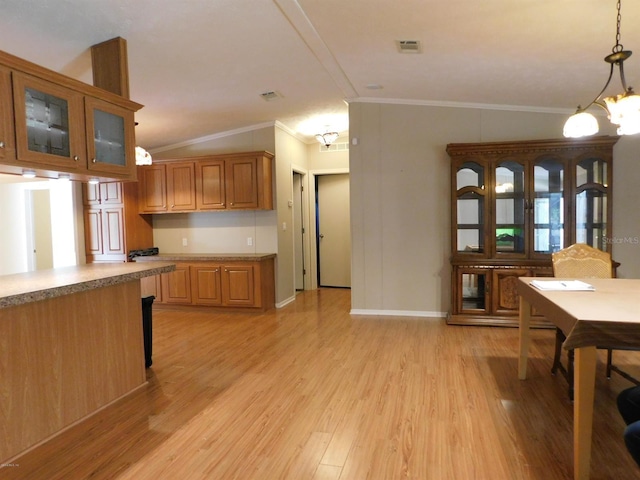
230;202;234;206
0;141;4;148
92;158;97;163
171;204;175;208
74;155;79;161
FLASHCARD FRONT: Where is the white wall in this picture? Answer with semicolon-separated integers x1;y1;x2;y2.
0;183;30;274
0;178;79;275
348;101;637;316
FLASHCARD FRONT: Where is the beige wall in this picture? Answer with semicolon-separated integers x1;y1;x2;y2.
348;101;640;316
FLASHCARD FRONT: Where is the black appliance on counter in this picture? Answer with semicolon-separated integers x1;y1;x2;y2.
128;247;159;261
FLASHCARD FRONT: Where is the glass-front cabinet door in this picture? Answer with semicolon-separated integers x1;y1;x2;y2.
85;97;136;177
575;155;610;251
532;156;568;257
493;159;525;256
456;268;489;316
454;161;488;255
12;72;85;168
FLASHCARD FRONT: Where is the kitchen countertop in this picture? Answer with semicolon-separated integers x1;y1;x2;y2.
0;262;175;309
134;253;276;262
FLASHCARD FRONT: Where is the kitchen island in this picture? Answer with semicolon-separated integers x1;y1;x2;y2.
0;262;175;463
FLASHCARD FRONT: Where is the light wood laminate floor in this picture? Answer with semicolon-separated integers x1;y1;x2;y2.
4;288;640;479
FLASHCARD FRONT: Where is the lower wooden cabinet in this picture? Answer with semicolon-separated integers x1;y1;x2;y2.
139;257;275;311
449;263;553;327
161;264;192;304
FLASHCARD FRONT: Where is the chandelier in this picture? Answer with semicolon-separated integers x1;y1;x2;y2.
563;0;640;138
315;130;339;148
135;146;153;165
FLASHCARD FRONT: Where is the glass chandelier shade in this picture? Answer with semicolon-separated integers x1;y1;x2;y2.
563;0;640;138
135;146;153;165
315;131;339;148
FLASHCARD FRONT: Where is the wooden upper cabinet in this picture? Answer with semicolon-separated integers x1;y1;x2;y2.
0;48;142;182
138;151;273;213
226;157;259;209
196;159;226;210
12;72;86;169
0;66;15;162
167;162;196;212
138;164;167;212
85;96;136;178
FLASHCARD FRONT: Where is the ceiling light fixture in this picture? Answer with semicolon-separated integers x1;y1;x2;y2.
315;130;339;149
135;146;152;165
564;0;640;138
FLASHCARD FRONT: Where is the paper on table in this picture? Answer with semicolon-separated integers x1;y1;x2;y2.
530;279;595;291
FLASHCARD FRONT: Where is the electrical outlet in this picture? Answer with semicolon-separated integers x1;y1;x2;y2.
182;237;188;247
247;237;253;246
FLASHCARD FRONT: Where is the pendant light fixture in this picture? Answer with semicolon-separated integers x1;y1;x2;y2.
563;0;640;138
135;146;153;165
315;130;339;148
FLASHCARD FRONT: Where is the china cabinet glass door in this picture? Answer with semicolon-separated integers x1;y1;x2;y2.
575;156;609;251
455;161;486;254
494;160;525;256
532;156;566;255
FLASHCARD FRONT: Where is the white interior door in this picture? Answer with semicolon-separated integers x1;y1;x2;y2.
317;174;350;287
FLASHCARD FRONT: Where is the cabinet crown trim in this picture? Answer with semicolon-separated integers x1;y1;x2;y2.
446;136;619;157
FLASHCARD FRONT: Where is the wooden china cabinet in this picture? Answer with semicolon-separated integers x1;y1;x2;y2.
447;136;617;326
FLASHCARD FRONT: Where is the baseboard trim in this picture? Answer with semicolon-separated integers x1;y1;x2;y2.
350;309;447;318
276;295;296;309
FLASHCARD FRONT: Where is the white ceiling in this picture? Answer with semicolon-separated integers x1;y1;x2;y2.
1;0;639;151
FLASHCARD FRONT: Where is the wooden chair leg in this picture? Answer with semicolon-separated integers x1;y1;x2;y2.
606;348;613;378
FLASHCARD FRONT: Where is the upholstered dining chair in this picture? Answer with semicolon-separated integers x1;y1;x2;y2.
551;243;638;400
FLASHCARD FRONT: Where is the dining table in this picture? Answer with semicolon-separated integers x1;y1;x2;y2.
517;277;640;480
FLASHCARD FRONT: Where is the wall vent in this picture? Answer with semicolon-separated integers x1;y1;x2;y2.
396;40;422;53
260;91;282;101
319;142;349;152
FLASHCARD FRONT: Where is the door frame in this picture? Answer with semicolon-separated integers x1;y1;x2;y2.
291;166;310;291
308;168;349;291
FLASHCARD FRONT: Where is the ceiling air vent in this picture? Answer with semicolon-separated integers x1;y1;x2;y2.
396;40;422;53
260;91;282;101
